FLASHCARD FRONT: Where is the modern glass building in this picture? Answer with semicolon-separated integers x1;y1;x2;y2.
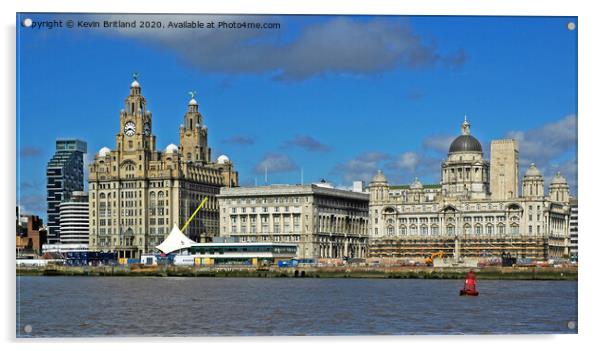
46;139;87;244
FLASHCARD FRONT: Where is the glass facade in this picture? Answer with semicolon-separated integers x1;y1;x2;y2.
46;139;87;243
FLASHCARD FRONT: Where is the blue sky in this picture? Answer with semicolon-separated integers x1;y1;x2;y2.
16;14;577;218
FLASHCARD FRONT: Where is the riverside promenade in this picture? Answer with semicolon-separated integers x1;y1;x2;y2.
16;265;578;280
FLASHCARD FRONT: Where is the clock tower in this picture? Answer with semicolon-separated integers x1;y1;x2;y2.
179;91;210;163
115;75;156;175
88;75;238;259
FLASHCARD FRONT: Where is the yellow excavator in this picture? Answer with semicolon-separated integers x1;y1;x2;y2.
424;251;445;266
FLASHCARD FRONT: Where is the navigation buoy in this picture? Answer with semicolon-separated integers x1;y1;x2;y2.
460;270;479;296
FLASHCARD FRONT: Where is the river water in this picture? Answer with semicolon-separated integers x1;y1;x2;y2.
16;276;577;337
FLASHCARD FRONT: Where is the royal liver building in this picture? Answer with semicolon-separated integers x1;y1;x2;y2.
368;118;571;260
88;76;238;259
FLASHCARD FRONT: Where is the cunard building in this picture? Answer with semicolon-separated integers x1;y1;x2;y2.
88;76;238;259
368;118;572;260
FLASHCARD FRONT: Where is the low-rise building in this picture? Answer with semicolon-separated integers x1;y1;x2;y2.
16;213;47;257
217;182;370;260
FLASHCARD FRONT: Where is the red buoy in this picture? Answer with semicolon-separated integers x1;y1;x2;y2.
460;270;479;296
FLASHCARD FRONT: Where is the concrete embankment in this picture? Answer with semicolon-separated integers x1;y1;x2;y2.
16;265;577;280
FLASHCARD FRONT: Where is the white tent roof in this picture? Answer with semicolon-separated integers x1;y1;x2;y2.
155;224;197;254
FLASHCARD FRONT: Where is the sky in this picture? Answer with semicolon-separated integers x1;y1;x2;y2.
16;14;577;219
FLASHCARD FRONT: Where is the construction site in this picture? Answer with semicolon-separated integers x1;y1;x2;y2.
368;235;549;261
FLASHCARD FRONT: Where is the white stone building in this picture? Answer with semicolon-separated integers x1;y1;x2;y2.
569;198;578;261
88;76;238;259
368;118;572;260
58;191;89;245
217;183;370;260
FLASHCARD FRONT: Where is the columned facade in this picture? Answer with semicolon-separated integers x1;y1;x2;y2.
218;184;369;260
368;118;572;260
88;77;238;259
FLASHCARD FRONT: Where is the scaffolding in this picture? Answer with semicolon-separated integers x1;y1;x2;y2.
369;235;548;260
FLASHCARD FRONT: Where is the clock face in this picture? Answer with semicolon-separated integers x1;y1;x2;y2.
124;121;136;136
144;123;151;136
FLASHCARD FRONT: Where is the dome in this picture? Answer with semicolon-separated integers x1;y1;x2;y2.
131;80;140;88
448;116;482;154
551;172;568;185
449;135;483;153
410;177;423;189
525;163;542;177
98;147;111;157
189;98;198;106
217;155;230;164
165;144;178;153
371;169;388;184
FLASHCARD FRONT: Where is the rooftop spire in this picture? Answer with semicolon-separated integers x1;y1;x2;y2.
130;72;140;89
188;90;198;106
461;115;471;135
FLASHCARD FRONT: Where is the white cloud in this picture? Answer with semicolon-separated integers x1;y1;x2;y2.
390;151;420;173
332;115;577;192
253;153;298;174
333;152;390;184
94;15;467;81
18;194;47;215
506;114;577;195
422;134;455;153
507;114;577;167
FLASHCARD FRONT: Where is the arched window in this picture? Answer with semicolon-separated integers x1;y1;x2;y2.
431;225;439;236
447;225;455;236
475;224;482;235
463;223;471;235
387;226;394;236
410;225;418;235
497;223;505;235
399;225;407;236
